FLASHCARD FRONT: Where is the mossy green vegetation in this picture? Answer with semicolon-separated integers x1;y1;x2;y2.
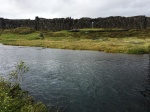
0;81;48;112
0;62;48;112
0;27;150;54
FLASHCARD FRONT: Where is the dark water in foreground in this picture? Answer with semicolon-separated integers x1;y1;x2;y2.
0;44;150;112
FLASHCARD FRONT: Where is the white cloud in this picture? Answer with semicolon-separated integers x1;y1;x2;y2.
0;0;150;19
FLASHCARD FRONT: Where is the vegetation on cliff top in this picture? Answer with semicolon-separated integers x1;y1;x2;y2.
0;27;150;54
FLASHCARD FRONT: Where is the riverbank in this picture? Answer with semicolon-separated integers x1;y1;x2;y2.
0;79;48;112
0;62;48;112
0;28;150;54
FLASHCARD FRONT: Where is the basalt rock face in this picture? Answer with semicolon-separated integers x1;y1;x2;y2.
146;17;150;28
94;16;147;29
2;19;35;29
0;16;149;31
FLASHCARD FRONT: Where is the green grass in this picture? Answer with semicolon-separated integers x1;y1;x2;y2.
0;28;150;54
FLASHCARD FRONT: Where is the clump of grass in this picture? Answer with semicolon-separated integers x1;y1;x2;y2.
127;47;147;54
38;32;45;40
13;27;35;34
1;29;12;34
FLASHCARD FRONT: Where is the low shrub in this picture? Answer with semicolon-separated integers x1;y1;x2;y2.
2;29;13;34
0;62;48;112
39;32;45;40
0;80;48;112
127;47;147;54
13;27;35;34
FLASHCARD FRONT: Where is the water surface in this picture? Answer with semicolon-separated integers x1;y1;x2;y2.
0;44;149;112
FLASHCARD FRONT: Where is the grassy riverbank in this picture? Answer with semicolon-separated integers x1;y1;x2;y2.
0;62;48;112
0;79;48;112
0;27;150;54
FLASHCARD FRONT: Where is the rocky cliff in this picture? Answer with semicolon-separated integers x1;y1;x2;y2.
0;15;149;31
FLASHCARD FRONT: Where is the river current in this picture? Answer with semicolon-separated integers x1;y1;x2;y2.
0;44;149;112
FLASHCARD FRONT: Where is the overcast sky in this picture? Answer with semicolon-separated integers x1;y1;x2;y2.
0;0;149;19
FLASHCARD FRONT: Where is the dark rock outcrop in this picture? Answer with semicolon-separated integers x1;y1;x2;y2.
0;15;149;31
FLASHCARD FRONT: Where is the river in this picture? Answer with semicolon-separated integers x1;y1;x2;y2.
0;44;149;112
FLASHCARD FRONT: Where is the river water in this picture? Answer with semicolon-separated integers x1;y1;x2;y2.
0;44;150;112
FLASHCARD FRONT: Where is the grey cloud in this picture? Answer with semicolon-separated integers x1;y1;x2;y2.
0;0;150;19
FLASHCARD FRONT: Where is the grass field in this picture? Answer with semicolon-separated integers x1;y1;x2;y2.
0;27;150;54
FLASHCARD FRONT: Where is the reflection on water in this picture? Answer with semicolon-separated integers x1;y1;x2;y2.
0;44;150;112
